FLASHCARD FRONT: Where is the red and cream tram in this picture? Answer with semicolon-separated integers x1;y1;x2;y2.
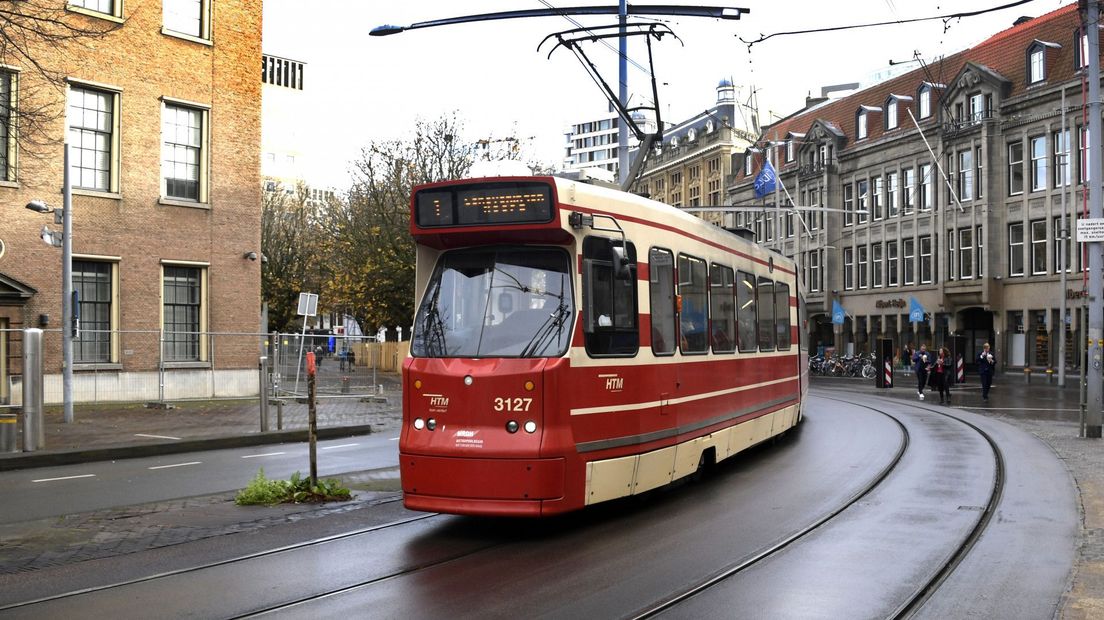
400;175;807;517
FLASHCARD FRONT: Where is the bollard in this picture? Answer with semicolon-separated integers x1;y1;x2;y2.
0;414;17;452
275;399;284;430
22;328;45;452
342;376;350;394
378;384;384;395
1024;367;1032;384
1046;368;1054;384
259;355;270;432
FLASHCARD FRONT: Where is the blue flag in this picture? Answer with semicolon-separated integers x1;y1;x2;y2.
909;296;925;323
753;160;777;199
831;299;846;325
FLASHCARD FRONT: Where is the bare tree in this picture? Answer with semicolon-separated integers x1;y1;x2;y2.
261;180;332;332
0;1;119;165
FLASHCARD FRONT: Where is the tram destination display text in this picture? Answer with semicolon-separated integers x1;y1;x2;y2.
416;182;553;227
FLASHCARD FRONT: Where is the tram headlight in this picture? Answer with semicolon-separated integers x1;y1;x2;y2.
413;418;425;430
523;420;537;434
427;418;437;431
506;420;519;433
464;375;473;386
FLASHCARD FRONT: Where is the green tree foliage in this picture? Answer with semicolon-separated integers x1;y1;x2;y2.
261;182;332;332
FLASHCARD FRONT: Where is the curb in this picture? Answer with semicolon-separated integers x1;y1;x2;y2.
0;424;375;472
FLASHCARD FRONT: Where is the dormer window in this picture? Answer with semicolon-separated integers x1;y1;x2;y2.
671;136;679;148
705;120;715;133
857;109;868;139
1075;28;1089;69
917;82;943;119
1028;39;1061;84
688;128;697;141
885;98;898;129
744;151;754;175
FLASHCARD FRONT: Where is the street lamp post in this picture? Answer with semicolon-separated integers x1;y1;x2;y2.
25;143;74;423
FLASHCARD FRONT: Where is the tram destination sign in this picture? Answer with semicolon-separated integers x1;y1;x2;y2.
1076;218;1104;242
415;181;553;227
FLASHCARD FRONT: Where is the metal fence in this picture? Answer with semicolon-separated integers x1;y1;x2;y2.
2;328;267;407
269;332;409;399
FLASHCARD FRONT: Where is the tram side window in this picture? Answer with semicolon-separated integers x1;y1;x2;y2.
775;282;792;350
649;248;676;355
678;254;708;354
583;236;639;356
710;263;736;353
757;276;775;351
736;271;757;352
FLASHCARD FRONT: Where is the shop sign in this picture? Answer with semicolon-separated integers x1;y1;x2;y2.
875;299;907;309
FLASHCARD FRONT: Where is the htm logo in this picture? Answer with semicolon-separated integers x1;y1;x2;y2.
605;376;623;391
427;395;449;407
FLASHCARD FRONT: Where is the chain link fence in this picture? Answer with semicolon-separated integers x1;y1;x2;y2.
269;332;409;399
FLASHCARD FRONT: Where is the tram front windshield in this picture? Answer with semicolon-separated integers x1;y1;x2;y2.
412;247;574;358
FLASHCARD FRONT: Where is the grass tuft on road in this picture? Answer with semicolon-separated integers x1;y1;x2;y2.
235;468;352;505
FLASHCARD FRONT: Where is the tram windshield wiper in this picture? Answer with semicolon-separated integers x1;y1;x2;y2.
520;274;571;357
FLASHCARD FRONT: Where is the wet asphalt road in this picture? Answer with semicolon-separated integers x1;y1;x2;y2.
0;391;1079;618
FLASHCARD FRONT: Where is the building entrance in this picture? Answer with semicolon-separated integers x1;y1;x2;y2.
957;307;994;370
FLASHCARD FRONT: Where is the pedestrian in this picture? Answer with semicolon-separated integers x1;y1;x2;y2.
932;347;952;404
903;342;914;376
314;344;324;368
348;348;356;369
339;347;348;372
978;342;996;401
913;343;931;400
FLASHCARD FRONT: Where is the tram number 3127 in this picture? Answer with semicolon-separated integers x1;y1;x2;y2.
494;397;533;412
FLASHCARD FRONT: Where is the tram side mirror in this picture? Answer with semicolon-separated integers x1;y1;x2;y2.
611;245;631;280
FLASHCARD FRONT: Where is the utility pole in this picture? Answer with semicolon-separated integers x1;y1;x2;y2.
617;0;629;185
1084;0;1103;438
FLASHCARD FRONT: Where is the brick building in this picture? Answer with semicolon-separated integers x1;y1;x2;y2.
728;3;1100;374
0;1;263;404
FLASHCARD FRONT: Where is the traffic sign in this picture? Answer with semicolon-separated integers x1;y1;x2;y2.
297;292;318;317
1076;218;1104;242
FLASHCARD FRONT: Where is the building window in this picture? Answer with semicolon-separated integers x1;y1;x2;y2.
73;260;115;363
843;247;854;290
1076;28;1090;70
958;228;973;280
1030;219;1047;275
844;183;854;226
1009;222;1025;276
164;0;210;39
887;171;899;218
885;98;898;130
919;235;933;284
163;265;206;362
1009;141;1024;195
807;250;821;293
162;102;207;202
1054;217;1071;274
71;0;119;17
958;149;973;201
947;230;956;281
786;140;795;162
919;163;933;211
1054;129;1071;187
858;245;869;289
902;168;915;215
0;71;13;181
262;55;305;90
976;146;984;199
872;176;883;221
903;238;916;285
918;85;932;119
744;151;754;175
1028;44;1046;84
872;242;883;288
857;179;869;224
887;240;899;287
68;86;117;192
1030;135;1047;191
968;93;986;123
857;109;868;140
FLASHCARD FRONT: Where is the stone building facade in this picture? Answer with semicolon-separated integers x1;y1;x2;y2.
0;1;263;403
728;3;1097;373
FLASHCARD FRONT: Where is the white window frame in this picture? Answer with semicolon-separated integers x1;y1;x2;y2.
903;238;916;286
1030;135;1047;192
1029;46;1046;83
857;110;868;140
163;0;212;42
161;261;210;363
858;245;869;289
843;247;854;290
919;235;933;284
160;98;210;205
887;171;899;218
67;82;121;194
958;227;974;280
872;242;883;288
918;86;932;119
1009;222;1025;276
1009;141;1025;195
887;240;899;287
886;98;898;130
1030;219;1047;275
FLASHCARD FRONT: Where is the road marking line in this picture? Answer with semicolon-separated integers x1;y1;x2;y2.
148;461;202;470
389;437;400;441
135;433;182;440
242;452;286;459
32;474;96;483
321;443;359;450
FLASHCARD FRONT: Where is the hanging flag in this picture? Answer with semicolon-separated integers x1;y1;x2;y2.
753;160;777;199
832;299;846;325
909;296;925;323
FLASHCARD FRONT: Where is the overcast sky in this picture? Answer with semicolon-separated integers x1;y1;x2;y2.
262;0;1068;188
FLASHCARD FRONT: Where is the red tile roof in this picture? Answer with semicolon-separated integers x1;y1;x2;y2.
739;2;1088;181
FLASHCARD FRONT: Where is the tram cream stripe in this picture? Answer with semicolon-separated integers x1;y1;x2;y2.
569;375;799;416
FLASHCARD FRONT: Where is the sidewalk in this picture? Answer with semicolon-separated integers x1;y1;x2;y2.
0;370;404;471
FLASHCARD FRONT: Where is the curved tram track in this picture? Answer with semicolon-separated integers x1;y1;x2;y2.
2;392;1074;619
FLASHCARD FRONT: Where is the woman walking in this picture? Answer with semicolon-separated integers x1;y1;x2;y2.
932;347;952;404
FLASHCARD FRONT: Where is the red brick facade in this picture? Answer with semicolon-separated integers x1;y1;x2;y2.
0;1;262;399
